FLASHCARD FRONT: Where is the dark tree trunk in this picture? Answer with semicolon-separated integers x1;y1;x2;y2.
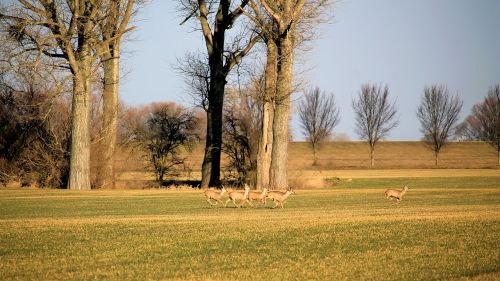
201;75;225;188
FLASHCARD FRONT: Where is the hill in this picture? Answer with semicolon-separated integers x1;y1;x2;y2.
114;141;499;188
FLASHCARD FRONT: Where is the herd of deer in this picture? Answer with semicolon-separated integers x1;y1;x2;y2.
204;184;295;209
204;183;410;208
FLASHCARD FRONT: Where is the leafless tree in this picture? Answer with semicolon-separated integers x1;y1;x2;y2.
178;0;260;188
222;91;257;186
134;104;198;185
457;84;500;165
0;70;71;188
1;1;108;189
244;0;331;189
94;0;137;189
298;87;339;165
416;85;463;166
176;52;210;112
1;0;139;189
352;83;398;167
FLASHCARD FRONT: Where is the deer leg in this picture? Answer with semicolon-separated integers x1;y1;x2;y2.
232;199;240;208
238;199;245;208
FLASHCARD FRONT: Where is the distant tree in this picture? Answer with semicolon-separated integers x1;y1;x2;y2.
352;83;398;167
416;85;463;166
139;105;198;185
222;107;255;186
298;87;340;165
457;84;500;165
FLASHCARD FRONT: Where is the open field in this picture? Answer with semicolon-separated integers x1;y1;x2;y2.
113;141;499;188
287;141;500;169
1;177;499;280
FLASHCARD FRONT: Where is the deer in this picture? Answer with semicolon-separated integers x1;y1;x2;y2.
248;187;268;206
384;185;409;203
204;186;228;206
266;188;295;209
225;184;252;208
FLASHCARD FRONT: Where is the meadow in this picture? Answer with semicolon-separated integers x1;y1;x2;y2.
1;176;499;280
114;141;499;188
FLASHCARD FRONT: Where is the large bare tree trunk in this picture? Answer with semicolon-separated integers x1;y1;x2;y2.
270;37;294;189
95;56;119;188
68;60;92;190
256;42;277;190
93;0;135;189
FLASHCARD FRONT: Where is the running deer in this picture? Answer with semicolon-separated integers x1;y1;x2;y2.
384;185;409;203
204;186;227;206
225;184;252;208
267;188;295;209
248;187;268;206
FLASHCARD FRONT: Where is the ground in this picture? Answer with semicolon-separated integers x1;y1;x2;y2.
1;175;499;280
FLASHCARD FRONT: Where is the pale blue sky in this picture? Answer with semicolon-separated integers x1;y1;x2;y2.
120;0;500;140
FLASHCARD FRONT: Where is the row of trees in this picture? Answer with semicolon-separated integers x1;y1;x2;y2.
177;0;330;189
1;0;330;189
1;1;498;190
298;84;500;167
1;0;139;189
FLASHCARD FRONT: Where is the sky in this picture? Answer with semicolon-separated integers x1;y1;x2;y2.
120;0;500;141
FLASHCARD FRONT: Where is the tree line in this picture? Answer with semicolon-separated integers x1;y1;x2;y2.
1;1;498;190
299;84;500;168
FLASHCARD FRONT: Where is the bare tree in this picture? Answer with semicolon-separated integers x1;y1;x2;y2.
458;84;500;165
176;52;210;112
298;87;339;165
1;1;107;189
1;0;139;189
222;93;257;186
94;0;137;189
245;0;331;189
135;105;198;186
244;2;277;190
416;85;463;166
0;69;71;188
178;0;260;188
352;83;398;167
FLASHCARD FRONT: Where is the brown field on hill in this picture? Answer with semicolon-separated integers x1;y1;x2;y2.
113;141;499;188
288;141;499;169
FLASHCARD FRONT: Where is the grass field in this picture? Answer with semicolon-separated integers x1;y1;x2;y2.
1;177;499;280
112;141;499;188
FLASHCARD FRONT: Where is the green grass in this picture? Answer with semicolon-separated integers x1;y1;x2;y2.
1;177;500;280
